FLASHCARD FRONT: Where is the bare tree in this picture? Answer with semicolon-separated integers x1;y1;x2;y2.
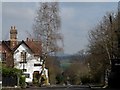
33;2;63;85
87;11;119;83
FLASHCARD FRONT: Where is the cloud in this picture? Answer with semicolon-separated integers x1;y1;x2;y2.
2;2;37;40
60;2;117;54
3;4;35;21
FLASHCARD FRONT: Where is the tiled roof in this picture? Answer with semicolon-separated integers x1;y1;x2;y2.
12;40;33;53
0;41;12;51
0;40;42;56
25;40;42;56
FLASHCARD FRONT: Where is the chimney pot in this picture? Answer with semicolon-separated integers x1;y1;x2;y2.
26;38;29;41
14;26;16;29
11;26;13;29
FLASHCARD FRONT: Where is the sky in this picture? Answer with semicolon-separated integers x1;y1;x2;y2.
1;1;119;54
0;0;120;2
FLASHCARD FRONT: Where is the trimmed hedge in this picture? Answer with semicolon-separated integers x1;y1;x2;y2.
2;66;26;87
2;66;22;76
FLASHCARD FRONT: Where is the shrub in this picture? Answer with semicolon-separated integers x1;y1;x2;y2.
2;66;25;88
19;75;26;88
80;75;90;84
2;66;22;76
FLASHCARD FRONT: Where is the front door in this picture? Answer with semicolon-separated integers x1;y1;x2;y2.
33;71;39;84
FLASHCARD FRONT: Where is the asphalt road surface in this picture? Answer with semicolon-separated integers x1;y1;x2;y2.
23;85;117;90
25;87;90;90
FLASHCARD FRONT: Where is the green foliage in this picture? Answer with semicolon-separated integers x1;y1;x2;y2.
62;62;89;85
19;75;26;88
45;56;62;84
2;66;26;88
33;78;39;84
69;74;80;85
56;74;64;84
80;75;90;84
2;66;22;76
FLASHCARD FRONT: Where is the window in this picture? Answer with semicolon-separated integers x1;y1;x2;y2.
21;51;26;62
22;69;27;72
2;53;6;62
23;73;30;78
34;64;41;66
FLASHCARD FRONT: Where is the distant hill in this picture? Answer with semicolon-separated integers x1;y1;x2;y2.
56;54;85;70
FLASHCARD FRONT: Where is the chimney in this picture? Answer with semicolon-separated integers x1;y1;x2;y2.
10;26;18;49
11;26;13;29
26;38;29;41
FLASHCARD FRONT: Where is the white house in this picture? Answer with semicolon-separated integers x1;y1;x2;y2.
0;26;49;85
13;40;49;85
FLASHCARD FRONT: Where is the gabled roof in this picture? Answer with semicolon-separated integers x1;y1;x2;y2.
13;40;33;53
0;41;12;52
0;39;42;56
25;40;42;56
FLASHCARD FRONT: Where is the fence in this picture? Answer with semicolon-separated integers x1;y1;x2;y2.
2;75;17;87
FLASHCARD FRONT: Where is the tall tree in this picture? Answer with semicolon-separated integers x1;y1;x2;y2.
33;2;63;84
87;11;119;83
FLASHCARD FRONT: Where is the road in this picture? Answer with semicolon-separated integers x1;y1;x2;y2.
2;85;118;90
24;87;90;90
24;85;90;90
23;85;117;90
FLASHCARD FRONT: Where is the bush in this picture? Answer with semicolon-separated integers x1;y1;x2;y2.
80;75;90;84
56;74;64;84
33;78;39;84
2;66;22;76
2;66;25;87
19;75;26;88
